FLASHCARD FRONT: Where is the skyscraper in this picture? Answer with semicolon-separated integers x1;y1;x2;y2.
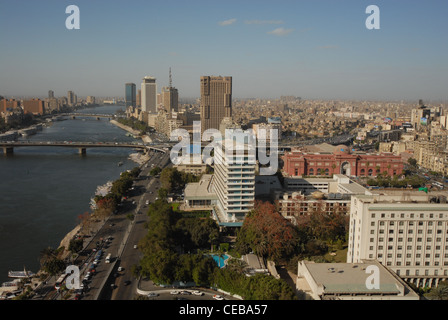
67;91;75;106
161;68;179;113
200;76;232;134
125;83;136;108
48;90;54;99
141;76;157;113
136;89;141;107
162;87;178;113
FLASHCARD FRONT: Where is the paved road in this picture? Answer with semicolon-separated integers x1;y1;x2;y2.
101;151;172;300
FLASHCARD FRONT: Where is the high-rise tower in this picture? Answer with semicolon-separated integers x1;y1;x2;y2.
161;68;179;113
141;76;157;113
200;76;232;134
125;83;136;108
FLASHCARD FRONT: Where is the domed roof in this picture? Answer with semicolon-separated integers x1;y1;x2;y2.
334;145;350;155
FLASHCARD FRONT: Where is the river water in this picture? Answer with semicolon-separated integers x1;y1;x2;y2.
0;105;140;283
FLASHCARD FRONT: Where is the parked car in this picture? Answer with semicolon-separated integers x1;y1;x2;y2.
147;292;159;297
193;290;204;296
213;295;224;300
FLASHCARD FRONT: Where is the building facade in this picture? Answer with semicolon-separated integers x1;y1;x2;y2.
22;99;45;115
200;76;232;134
125;83;136;108
347;192;448;288
282;145;404;177
141;76;157;113
161;86;179;113
213;132;256;225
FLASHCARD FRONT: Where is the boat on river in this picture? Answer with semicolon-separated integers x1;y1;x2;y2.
8;267;35;278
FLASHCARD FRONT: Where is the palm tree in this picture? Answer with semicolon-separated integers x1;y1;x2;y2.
424;285;448;300
226;259;248;274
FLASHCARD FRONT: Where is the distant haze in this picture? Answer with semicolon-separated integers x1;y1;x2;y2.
0;0;447;101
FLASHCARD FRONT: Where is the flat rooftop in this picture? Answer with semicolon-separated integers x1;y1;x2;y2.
355;190;448;205
184;174;217;200
301;260;418;297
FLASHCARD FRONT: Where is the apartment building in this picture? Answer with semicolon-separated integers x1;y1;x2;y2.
213;132;256;226
347;191;448;288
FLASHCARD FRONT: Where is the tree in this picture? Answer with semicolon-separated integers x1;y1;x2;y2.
236;201;299;263
424;282;448;300
68;239;83;253
149;167;162;176
39;247;58;268
42;257;66;277
94;197;116;220
408;158;418;167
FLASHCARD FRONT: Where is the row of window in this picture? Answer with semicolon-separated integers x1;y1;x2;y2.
372;245;448;251
372;237;446;243
377;252;448;259
372;229;445;234
397;269;448;277
371;213;447;219
376;259;448;267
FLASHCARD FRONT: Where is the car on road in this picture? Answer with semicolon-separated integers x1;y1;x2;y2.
213;295;224;300
145;200;149;205
124;280;131;286
118;267;124;272
181;290;191;295
170;290;180;295
134;244;138;249
193;290;204;296
147;292;159;297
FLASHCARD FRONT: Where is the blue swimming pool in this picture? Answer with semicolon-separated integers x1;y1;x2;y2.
212;254;229;268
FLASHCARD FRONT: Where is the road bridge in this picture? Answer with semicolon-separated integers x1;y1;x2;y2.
0;141;172;155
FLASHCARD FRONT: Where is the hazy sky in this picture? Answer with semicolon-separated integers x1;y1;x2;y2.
1;0;447;101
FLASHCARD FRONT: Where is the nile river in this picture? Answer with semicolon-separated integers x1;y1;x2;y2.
0;105;140;283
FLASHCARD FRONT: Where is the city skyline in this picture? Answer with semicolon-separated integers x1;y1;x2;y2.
0;0;447;101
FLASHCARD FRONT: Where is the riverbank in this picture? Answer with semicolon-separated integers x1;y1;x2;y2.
109;119;153;144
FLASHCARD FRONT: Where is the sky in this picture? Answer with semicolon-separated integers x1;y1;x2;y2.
0;0;447;101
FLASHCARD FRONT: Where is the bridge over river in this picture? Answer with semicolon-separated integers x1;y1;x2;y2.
0;141;173;155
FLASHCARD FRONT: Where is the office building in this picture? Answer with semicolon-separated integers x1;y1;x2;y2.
141;76;157;113
48;90;54;99
0;99;19;112
161;86;179;113
125;83;136;108
22;99;45;115
136;89;141;107
161;68;179;113
200;76;232;134
67;91;76;106
347;191;448;288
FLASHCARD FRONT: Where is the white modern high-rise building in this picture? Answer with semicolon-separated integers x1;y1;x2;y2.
141;76;157;113
212;129;256;226
347;191;448;288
